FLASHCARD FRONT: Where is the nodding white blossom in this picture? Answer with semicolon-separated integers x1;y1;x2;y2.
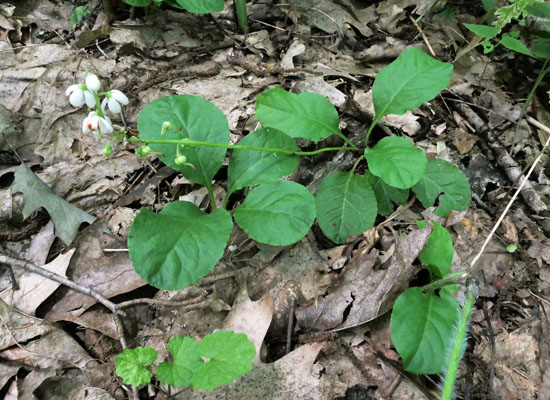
82;111;113;136
101;90;129;114
85;73;101;92
66;84;96;108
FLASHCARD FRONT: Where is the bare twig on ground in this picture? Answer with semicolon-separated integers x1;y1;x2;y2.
409;16;435;57
0;253;125;317
117;290;211;309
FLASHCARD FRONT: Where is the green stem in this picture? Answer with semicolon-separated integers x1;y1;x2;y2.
421;270;468;292
206;181;217;210
365;117;380;146
337;132;359;150
128;137;358;157
441;282;477;400
511;58;550;156
235;0;249;34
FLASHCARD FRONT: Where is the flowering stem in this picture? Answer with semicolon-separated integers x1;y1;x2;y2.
93;91;105;118
127;137;358;156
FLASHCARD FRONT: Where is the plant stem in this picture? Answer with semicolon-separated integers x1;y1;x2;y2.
128;137;358;156
365;117;380;145
421;270;468;291
441;282;477;400
234;0;249;34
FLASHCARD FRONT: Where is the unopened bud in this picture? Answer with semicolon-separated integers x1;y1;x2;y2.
175;155;187;165
140;145;151;156
161;121;172;135
102;145;112;156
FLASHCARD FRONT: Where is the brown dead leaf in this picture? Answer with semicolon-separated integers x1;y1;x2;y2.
451;129;479;154
0;299;52;351
296;227;432;331
45;221;145;322
0;249;74;315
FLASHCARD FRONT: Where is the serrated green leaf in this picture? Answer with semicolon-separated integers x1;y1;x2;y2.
157;336;204;388
364;137;427;189
10;164;96;245
138;95;229;188
115;346;158;387
418;222;453;278
256;88;340;142
315;172;377;244
234;181;316;246
412;159;471;217
372;48;453;121
391;288;460;374
128;201;233;290
227;128;299;197
500;34;534;56
464;23;499;38
365;171;409;216
175;0;224;13
192;331;255;391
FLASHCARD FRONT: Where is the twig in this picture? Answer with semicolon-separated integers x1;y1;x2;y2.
286;297;295;355
117;290;211;309
409;15;435;57
0;253;125;317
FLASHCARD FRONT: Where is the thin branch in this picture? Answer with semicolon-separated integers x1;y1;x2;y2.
117;290;211;309
0;253;125;317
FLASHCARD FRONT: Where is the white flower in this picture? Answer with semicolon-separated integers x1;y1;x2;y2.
85;73;101;92
101;89;129;114
82;111;113;135
66;84;96;108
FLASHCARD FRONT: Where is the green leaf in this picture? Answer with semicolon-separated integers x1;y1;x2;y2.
256;88;340;142
10;164;96;245
157;336;204;388
227;128;299;197
364;137;427;189
412;159;471;217
315;172;377;244
481;0;496;11
174;0;224;13
192;331;255;391
128;201;233;290
372;48;453;121
418;222;453;278
526;3;550;18
69;6;91;27
463;23;499;38
124;0;151;5
532;37;550;58
234;181;316;246
365;171;409;216
391;287;460;374
138;95;229;188
500;34;534;56
115;347;158;387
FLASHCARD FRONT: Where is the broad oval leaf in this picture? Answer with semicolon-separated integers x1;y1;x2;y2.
234;180;316;246
364;136;427;189
157;336;203;388
115;346;158;387
412;159;471;217
372;48;453;120
128;201;233;290
418;221;453;278
365;171;409;216
391;287;460;374
500;34;533;57
315;172;377;244
174;0;224;13
138;95;229;188
227;128;299;196
192;331;255;391
256;88;340;142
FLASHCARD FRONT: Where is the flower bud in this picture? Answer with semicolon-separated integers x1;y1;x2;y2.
102;145;112;156
175;155;187;165
141;145;151;156
85;73;101;92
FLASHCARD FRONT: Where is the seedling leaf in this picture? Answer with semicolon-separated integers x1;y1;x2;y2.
175;0;224;13
364;137;427;189
234;180;316;246
412;159;471;217
315;172;377;244
500;34;533;56
372;47;453;121
192;331;255;391
115;346;157;387
256;88;340;142
69;6;91;27
138;95;229;188
10;163;96;245
365;171;409;216
128;201;233;290
464;23;499;38
418;222;453;278
227;128;299;197
157;336;204;388
391;287;460;374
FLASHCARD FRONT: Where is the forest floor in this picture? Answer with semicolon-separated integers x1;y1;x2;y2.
1;0;550;399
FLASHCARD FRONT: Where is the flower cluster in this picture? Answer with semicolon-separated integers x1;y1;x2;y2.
66;72;128;138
